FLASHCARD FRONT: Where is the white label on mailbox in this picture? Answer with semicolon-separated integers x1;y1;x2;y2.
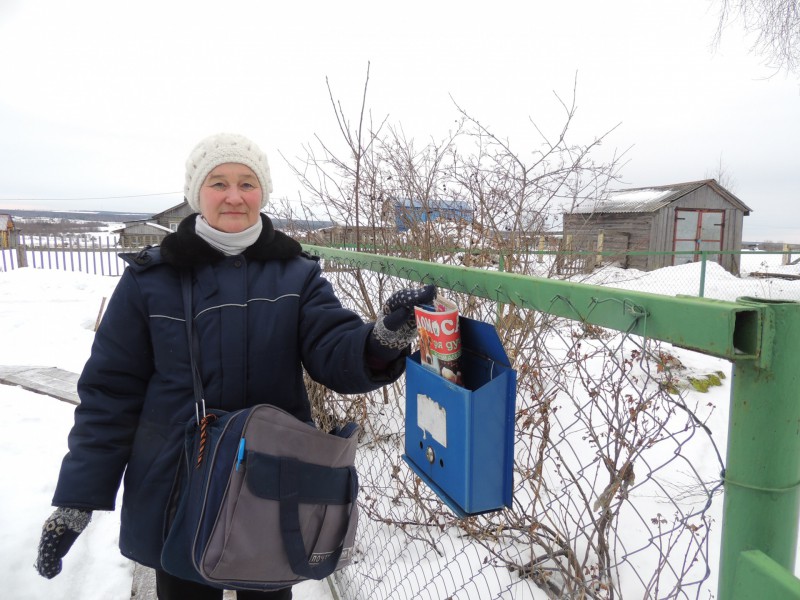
417;394;447;448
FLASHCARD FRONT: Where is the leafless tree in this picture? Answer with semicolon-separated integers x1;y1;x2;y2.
705;154;738;192
712;0;800;73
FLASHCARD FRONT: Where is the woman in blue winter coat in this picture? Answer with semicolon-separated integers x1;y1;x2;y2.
35;133;434;599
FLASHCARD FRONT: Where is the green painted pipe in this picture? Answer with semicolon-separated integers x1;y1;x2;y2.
719;298;800;599
303;244;762;361
700;252;707;298
731;551;800;599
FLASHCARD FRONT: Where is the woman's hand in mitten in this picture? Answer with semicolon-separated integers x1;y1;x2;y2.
35;507;92;579
367;284;436;360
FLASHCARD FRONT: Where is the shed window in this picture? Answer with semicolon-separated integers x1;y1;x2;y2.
673;209;725;265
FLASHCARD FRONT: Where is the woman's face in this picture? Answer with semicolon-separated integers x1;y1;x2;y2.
198;163;263;232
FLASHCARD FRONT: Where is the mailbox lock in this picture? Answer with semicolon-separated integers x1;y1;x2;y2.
425;446;435;464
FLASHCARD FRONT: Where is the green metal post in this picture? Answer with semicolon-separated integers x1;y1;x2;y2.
496;251;505;326
731;551;800;599
719;298;800;599
699;251;707;298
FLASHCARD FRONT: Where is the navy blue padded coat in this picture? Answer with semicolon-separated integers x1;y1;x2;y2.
51;214;405;568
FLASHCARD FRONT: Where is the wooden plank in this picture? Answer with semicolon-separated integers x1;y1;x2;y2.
749;272;800;281
130;563;157;600
0;366;80;404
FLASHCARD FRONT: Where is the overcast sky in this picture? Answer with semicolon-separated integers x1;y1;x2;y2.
0;0;797;242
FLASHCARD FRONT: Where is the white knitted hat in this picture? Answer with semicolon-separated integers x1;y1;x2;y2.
184;133;273;212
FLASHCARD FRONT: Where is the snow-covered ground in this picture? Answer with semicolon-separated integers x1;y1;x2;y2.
0;253;796;599
581;251;800;301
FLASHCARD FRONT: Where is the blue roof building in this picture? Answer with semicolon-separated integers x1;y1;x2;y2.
390;197;473;232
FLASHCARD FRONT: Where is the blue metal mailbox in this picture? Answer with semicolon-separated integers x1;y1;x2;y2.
403;315;517;517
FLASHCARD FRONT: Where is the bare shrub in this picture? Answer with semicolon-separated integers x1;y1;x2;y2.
291;68;723;599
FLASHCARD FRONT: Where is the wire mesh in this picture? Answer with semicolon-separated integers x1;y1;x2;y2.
308;257;726;600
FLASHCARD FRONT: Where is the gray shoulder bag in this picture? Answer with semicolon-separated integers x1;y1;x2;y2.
160;270;360;591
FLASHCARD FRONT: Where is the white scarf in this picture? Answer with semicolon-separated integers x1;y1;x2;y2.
194;215;263;256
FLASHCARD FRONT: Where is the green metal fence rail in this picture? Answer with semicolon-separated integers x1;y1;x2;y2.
308;245;800;300
302;244;800;600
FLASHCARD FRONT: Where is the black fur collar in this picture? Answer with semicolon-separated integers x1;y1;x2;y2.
160;213;302;268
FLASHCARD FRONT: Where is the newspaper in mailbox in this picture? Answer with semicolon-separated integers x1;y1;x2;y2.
414;295;463;386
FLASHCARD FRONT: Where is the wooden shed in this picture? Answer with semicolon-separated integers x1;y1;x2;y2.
116;201;193;248
0;214;15;249
562;179;752;274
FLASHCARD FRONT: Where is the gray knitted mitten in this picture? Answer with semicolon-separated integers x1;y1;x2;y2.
368;284;436;360
35;507;92;579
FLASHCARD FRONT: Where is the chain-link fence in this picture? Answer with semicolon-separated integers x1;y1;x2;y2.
308;257;729;599
2;223;787;596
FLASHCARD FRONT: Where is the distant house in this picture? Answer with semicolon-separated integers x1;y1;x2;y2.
116;201;193;248
386;198;473;232
0;213;15;249
563;179;752;274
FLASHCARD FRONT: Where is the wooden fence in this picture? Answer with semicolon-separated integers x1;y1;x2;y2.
0;232;127;276
2;228;797;281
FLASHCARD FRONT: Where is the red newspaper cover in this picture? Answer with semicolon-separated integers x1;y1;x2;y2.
414;296;463;386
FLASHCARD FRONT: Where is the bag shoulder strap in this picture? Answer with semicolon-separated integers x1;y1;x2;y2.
279;458;358;579
180;269;206;423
